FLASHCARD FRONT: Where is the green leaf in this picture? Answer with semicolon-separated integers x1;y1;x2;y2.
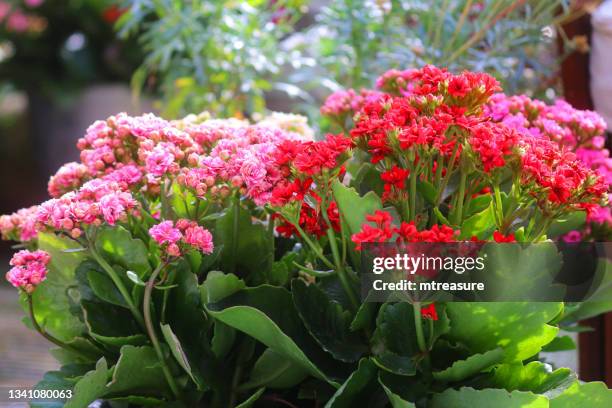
325;359;378;408
430;387;549;407
485;361;573;394
24;233;88;342
211;321;236;359
372;352;417;376
446;302;562;362
433;348;504;383
378;373;417;408
87;268;127;308
31;368;81;408
459;203;495;239
161;323;203;389
375;302;420;357
465;195;492;217
541;336;576;352
292;280;367;363
200;271;246;303
550;381;612;407
547;212;586;238
350;298;378;332
126;270;146;286
95;226;151;278
65;359;110;408
81;300;146;348
417;180;436;205
245;348;309;389
206;285;348;385
215;203;273;275
105;345;171;397
332;179;382;236
236;387;266;408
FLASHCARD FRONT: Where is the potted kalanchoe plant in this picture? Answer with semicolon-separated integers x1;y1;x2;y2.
2;66;611;407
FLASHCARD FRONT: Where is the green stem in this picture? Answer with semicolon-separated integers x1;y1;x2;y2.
493;184;504;227
229;196;240;274
452;170;467;225
294;223;335;270
89;247;145;330
326;228;359;311
413;302;427;353
143;263;181;399
28;295;95;360
409;167;417;222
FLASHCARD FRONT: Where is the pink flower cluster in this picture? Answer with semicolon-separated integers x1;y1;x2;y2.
0;1;46;34
0;206;38;242
320;88;383;124
37;179;138;238
149;219;214;257
6;250;50;293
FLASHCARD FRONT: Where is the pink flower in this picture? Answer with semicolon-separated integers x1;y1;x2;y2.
48;162;90;197
149;221;182;245
562;230;583;243
6;250;51;293
183;225;214;254
145;144;177;178
99;191;136;225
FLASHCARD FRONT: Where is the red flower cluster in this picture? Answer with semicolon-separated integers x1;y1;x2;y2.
468;122;519;173
293;134;353;175
351;210;459;250
520;137;607;213
276;201;341;239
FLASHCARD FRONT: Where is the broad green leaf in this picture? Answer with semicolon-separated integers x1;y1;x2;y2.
236;387;266;408
562;260;612;322
379;373;416;408
81;300;146;348
374;302;420;357
541;336;576;352
485;361;572;394
107;396;166;406
161;323;203;389
65;358;110;408
446;302;562;362
350;298;378;332
332;179;382;236
31;369;81;408
465;195;492;217
372;352;417;376
433;348;504;383
211;321;236;359
325;359;378;408
474;243;564;301
430;387;549;408
292;280;367;363
105;345;171;397
417;180;436;205
206;285;348;385
95;226;151;278
459;204;495;239
547;212;586;238
24;233;87;342
49;337;103;365
87;268;127;308
200;271;245;303
245;348;309;389
215;203;273;275
550;381;612;407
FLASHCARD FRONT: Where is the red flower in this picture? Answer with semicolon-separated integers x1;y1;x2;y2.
293;134;353;175
381;166;410;190
493;231;516;242
420;303;438;320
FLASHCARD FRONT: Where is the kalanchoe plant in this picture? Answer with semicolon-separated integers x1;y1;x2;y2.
2;66;611;407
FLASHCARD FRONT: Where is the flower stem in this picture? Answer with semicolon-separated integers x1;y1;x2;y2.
413;302;427;352
89;247;146;331
409;167;417;222
143;263;181;399
27;295;99;361
326;228;359;311
229;196;240;275
452;170;467;225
